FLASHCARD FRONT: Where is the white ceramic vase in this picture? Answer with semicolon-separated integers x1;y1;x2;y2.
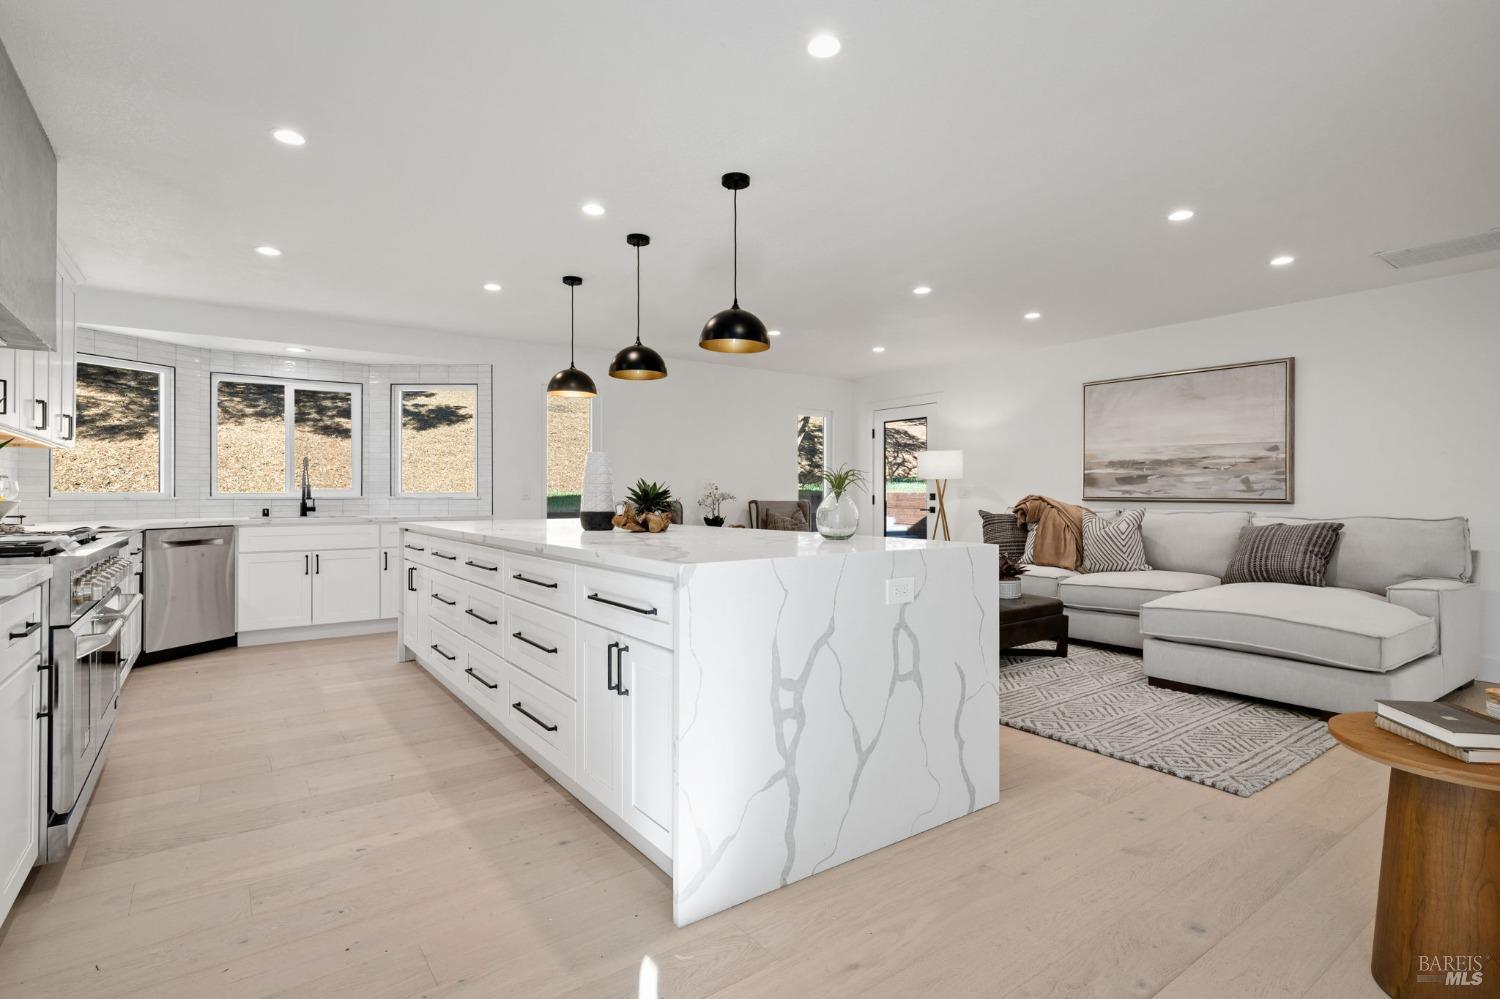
579;452;615;531
998;579;1023;600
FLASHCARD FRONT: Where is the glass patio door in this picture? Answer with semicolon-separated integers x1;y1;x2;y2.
872;404;933;538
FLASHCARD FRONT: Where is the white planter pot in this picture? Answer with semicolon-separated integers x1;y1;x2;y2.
998;579;1023;600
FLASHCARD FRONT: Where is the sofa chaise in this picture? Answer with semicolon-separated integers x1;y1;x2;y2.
1017;510;1478;714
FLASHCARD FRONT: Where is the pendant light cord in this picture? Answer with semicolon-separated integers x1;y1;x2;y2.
731;188;740;308
635;243;643;346
569;283;576;366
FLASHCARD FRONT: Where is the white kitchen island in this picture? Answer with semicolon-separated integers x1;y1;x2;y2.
397;519;999;926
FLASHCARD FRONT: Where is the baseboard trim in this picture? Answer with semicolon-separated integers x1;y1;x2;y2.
239;619;395;646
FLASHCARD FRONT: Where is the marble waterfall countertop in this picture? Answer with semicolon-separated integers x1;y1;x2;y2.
400;519;989;575
0;565;52;599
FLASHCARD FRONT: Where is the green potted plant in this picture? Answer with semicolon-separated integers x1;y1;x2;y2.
697;481;735;527
815;464;867;539
997;554;1029;600
614;479;675;533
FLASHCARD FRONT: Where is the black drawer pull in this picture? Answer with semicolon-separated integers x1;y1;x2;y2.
512;631;557;655
511;573;558;589
405;543;426;552
429;643;456;661
512;701;558;732
432;550;457;561
587;593;657;616
464;667;498;690
465;559;499;572
431;593;456;606
9;620;40;640
465;608;498;626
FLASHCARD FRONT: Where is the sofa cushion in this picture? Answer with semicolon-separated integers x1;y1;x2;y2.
1141;511;1252;577
1018;564;1076;600
1059;570;1220;614
1139;583;1438;673
978;509;1028;558
1251;515;1472;592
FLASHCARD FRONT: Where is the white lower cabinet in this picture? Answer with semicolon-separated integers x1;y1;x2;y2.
400;561;428;655
0;635;40;924
310;549;381;624
237;551;314;631
576;622;626;812
379;548;399;620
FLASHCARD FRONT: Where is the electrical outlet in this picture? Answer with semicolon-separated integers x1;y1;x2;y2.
886;577;915;605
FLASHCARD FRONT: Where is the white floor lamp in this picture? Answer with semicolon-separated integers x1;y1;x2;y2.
916;450;964;541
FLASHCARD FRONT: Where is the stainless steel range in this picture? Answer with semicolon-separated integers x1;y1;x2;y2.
0;530;141;861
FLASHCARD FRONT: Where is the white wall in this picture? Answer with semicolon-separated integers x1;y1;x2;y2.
70;289;856;527
853;267;1500;678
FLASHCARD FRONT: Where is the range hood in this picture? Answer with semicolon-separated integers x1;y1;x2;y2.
0;33;58;351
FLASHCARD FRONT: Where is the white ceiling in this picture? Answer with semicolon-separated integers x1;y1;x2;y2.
3;0;1499;379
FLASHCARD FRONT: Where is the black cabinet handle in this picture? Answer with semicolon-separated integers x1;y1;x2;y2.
0;378;7;415
304;554;309;576
406;566;417;592
511;573;558;589
587;593;657;616
512;631;557;654
9;620;40;640
512;701;558;732
60;413;74;440
33;398;47;432
432;550;457;561
465;559;498;572
314;554;320;574
405;543;425;552
606;641;619;692
431;593;456;606
429;643;456;661
616;644;630;696
383;551;389;571
464;667;498;690
464;608;498;626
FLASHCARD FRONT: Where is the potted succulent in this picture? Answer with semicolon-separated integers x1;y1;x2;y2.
697;481;735;527
997;554;1029;600
613;479;675;533
815;464;867;540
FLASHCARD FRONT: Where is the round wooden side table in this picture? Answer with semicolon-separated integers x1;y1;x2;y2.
1329;712;1500;998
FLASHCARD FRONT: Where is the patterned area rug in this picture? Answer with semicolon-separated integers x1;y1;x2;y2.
1000;644;1336;796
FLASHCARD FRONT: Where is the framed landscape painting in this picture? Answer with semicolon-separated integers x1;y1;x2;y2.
1083;358;1294;503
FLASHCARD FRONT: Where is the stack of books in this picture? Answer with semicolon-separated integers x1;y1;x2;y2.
1487;687;1500;720
1374;700;1500;764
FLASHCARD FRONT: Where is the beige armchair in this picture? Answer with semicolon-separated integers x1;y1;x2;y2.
747;499;813;531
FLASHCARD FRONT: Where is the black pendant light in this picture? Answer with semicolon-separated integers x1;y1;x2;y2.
609;233;668;380
700;171;770;354
546;275;598;398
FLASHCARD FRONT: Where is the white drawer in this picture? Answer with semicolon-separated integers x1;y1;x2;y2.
238;523;380;553
454;543;504;591
425;540;466;573
460;645;504;704
460;584;505;656
504;599;576;698
575;565;674;648
399;532;432;568
1;587;43;670
503;551;575;612
426;570;466;632
505;663;575;778
423;618;466;676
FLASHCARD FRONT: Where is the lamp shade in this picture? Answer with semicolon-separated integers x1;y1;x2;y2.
915;450;964;480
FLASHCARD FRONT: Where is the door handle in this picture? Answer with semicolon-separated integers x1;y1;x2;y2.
314;554;320;574
464;559;498;572
60;413;74;440
511;701;558;732
512;631;557;654
464;667;498;690
0;377;6;415
383;551;388;571
429;643;456;661
586;593;657;616
406;566;417;592
304;554;309;576
8;620;40;640
606;641;619;691
615;644;630;696
511;573;558;589
33;398;47;432
464;608;498;626
431;593;456;606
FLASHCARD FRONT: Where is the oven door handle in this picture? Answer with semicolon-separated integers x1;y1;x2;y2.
98;592;143;622
76;616;128;658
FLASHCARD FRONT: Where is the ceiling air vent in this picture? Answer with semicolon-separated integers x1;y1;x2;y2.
1374;228;1500;269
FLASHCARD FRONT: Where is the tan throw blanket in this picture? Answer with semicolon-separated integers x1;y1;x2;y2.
1013;495;1089;572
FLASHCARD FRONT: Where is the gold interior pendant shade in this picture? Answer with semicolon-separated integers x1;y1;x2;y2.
609;234;668;380
700;172;770;354
547;275;598;398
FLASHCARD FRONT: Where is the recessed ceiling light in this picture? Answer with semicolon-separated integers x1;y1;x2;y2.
271;128;306;147
285;346;309;353
482;282;502;292
1270;254;1295;267
871;346;885;353
768;329;781;336
912;285;932;295
1167;208;1195;222
581;202;606;217
807;33;842;58
255;245;282;257
1023;311;1041;320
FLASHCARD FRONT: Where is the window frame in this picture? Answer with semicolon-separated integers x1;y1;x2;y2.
209;372;364;499
392;383;481;498
50;353;176;499
544;394;597;519
796;408;833;498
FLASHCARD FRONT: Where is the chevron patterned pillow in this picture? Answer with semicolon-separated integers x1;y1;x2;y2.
1082;509;1152;573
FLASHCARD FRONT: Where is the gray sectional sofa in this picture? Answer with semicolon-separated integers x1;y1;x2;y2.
1018;510;1479;713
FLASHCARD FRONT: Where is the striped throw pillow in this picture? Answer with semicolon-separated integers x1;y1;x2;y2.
1082;509;1151;573
978;509;1028;558
1223;521;1344;586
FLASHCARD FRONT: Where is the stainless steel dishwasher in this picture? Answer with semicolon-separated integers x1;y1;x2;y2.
143;526;237;658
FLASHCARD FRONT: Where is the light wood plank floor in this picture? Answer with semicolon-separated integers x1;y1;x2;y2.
0;633;1405;998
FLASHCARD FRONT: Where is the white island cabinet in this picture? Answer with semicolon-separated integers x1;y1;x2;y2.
398;520;999;926
0;569;49;926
